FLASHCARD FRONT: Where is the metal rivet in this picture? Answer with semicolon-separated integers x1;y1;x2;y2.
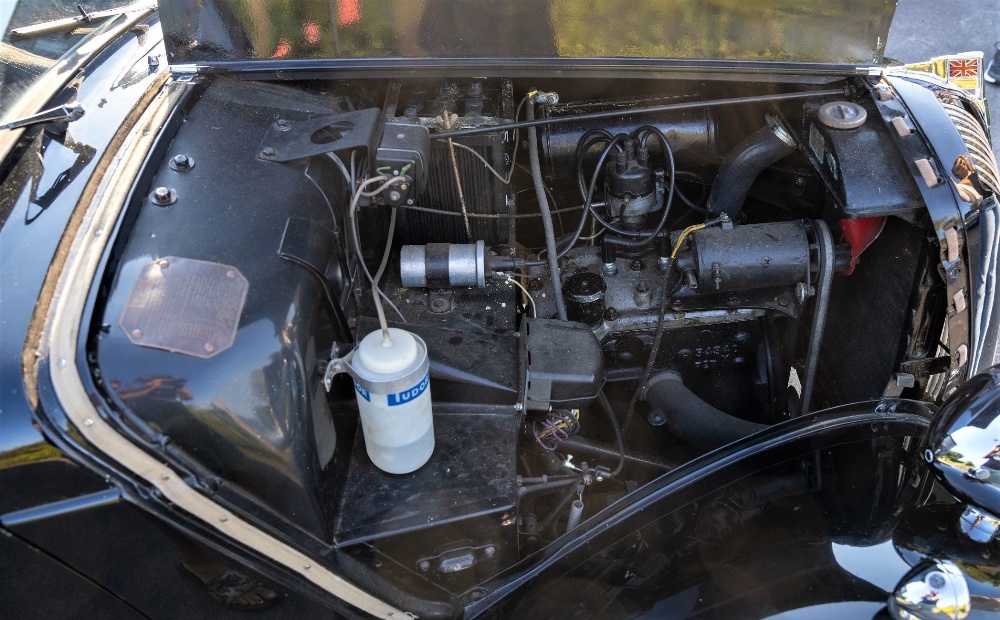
58;359;67;368
95;229;103;237
83;418;94;426
418;560;431;571
226;270;236;278
161;474;170;480
260;147;276;158
204;342;215;353
484;546;496;558
219;515;228;522
131;329;143;339
303;564;311;570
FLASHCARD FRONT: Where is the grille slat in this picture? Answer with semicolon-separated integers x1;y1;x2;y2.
940;100;999;194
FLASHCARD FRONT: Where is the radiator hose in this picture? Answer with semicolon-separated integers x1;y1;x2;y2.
644;372;767;451
706;115;797;220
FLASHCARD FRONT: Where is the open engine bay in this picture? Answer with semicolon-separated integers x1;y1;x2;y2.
87;73;974;607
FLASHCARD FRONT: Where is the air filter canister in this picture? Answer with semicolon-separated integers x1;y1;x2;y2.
351;328;434;474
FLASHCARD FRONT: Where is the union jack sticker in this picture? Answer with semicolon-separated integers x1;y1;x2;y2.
902;52;984;100
948;58;979;78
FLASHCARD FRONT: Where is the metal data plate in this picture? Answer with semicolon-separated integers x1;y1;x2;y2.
119;256;248;359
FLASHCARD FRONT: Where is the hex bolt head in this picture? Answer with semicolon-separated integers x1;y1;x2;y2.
636;279;650;293
274;118;290;130
630;258;644;271
169;154;194;171
604;307;619;321
149;186;177;206
388;190;402;202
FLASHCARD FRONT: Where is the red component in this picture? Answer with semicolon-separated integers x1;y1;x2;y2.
839;217;886;275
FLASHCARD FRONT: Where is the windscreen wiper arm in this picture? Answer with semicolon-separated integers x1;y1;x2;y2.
9;2;156;40
2;102;84;130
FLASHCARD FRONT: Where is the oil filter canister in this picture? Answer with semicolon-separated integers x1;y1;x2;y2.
563;272;607;326
350;328;434;474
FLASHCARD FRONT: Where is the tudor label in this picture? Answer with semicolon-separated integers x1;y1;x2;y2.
388;373;430;406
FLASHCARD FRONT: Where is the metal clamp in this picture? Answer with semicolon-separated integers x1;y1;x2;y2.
323;350;359;392
323;333;430;395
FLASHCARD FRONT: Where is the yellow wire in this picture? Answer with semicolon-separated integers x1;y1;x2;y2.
536;409;580;438
507;276;537;318
670;223;706;259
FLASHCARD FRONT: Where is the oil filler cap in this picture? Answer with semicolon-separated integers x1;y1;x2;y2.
817;101;867;130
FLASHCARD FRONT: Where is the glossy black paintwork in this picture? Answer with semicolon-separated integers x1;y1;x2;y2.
465;400;936;617
0;18;166;514
0;16;344;619
90;76;354;540
928;367;1000;517
895;502;1000;619
1;10;998;620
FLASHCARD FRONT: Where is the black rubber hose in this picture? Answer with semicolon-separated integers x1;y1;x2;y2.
517;136;623;268
706;118;797;220
644;372;767;451
527;99;568;320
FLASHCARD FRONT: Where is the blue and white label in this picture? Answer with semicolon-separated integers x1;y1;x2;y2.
388;373;430;406
354;381;371;402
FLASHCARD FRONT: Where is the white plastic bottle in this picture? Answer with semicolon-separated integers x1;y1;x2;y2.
350;328;434;474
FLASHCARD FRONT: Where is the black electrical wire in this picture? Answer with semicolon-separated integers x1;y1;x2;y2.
597;391;626;478
673;171;709;215
433;88;846;139
623;266;684;432
526;99;568;321
575;132;626;203
584;125;677;247
518;136;624;268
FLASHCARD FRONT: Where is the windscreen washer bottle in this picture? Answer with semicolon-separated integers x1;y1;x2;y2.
324;328;434;474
